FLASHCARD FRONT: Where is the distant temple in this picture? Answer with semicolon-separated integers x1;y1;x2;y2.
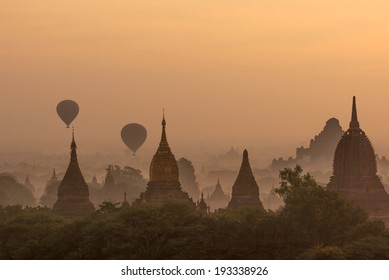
48;169;58;186
206;179;229;211
272;118;344;170
92;174;98;185
228;150;264;209
197;192;209;215
24;174;35;193
52;130;95;219
328;97;389;216
103;165;115;189
121;192;130;208
296;118;344;163
40;168;61;208
134;114;195;207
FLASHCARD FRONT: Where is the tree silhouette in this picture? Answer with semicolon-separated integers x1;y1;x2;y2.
177;158;200;201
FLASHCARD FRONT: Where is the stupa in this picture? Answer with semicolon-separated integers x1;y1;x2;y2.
134;114;195;207
328;96;389;216
52;130;95;219
228;150;264;209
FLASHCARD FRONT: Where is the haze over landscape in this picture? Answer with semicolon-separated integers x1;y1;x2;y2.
1;0;389;163
4;1;389;262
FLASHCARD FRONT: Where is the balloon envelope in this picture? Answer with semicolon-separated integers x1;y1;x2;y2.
56;100;79;128
121;123;147;155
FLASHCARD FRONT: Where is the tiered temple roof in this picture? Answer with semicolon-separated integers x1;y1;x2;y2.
134;114;195;207
328;96;389;216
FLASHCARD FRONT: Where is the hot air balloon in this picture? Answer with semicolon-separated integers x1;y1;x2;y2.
56;100;79;128
121;123;147;155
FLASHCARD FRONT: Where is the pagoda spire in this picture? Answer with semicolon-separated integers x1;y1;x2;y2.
121;192;130;208
52;168;57;180
243;149;249;163
158;109;170;152
349;96;360;130
215;178;222;192
25;174;31;185
70;127;77;161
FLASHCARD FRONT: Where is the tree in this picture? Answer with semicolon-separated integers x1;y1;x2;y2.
177;158;200;201
299;245;346;260
275;165;371;250
97;202;121;214
98;165;147;205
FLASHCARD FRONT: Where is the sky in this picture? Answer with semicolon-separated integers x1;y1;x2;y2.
1;0;389;163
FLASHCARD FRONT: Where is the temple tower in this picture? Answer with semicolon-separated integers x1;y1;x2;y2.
207;178;229;211
92;174;98;185
48;169;58;186
197;192;209;215
228;150;264;209
52;130;95;219
121;192;130;208
24;174;35;193
134;113;195;207
328;96;389;216
103;165;115;189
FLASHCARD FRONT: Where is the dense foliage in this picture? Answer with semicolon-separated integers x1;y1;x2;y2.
0;166;388;260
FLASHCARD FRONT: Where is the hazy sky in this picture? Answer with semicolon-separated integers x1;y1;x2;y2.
1;1;389;160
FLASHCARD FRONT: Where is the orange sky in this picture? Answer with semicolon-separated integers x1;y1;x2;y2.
1;1;389;162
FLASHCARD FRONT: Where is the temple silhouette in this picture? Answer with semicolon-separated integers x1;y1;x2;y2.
134;114;195;207
328;96;389;217
40;168;61;207
271;117;344;171
52;130;95;219
197;192;209;215
103;165;115;189
296;118;344;163
228;150;264;209
24;174;35;193
206;179;229;211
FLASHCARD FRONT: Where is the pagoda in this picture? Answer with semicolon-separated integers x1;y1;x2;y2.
48;169;58;186
197;192;209;215
91;174;98;185
327;96;389;216
103;165;115;189
134;114;195;207
24;174;35;193
228;150;264;209
209;179;228;201
121;192;130;208
52;130;95;219
40;169;61;208
206;179;229;211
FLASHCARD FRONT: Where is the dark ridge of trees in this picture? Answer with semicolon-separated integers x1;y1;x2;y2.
0;174;35;206
0;166;388;260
